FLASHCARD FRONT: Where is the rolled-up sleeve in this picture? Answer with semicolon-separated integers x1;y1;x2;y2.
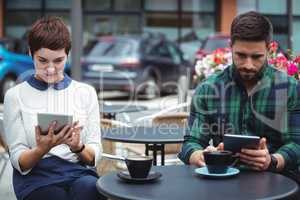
3;88;32;175
81;87;102;166
276;83;300;170
178;86;211;164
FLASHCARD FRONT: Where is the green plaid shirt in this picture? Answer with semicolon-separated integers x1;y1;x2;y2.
179;64;300;171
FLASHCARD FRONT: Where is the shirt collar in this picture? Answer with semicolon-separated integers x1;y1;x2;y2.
26;74;72;91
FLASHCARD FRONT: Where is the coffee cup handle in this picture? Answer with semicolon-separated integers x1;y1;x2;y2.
230;156;240;167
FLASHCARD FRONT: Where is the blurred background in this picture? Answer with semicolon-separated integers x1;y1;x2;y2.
1;1;300;199
0;0;299;102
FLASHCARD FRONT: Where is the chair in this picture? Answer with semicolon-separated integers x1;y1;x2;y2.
148;112;188;162
97;118;119;175
0;116;9;178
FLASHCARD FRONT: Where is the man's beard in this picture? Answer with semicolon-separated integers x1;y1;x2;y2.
233;60;266;82
239;71;258;81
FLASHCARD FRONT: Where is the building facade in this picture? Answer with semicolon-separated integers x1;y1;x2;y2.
0;0;299;53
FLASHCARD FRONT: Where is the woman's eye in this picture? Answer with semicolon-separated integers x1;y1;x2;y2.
39;60;47;63
54;60;62;64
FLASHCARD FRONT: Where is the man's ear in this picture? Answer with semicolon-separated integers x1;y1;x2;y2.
229;40;233;48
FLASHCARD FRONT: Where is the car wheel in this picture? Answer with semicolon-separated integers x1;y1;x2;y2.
0;76;17;102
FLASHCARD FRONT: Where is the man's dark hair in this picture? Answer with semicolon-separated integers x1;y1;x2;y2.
230;11;273;45
28;16;71;56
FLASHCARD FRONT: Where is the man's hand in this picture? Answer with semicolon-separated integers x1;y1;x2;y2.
189;143;224;167
239;137;271;171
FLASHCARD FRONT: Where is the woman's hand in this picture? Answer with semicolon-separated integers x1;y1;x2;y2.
35;121;72;155
63;121;83;152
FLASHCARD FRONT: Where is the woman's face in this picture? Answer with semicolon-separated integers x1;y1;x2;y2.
32;48;68;84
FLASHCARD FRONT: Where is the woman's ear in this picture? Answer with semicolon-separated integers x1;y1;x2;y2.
28;48;32;57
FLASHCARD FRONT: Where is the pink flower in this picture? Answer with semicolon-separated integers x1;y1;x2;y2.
287;62;299;76
269;41;279;53
294;56;300;64
268;58;276;65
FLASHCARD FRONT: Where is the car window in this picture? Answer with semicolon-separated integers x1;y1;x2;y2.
167;43;182;64
203;38;229;52
0;40;15;52
87;39;134;58
148;42;172;59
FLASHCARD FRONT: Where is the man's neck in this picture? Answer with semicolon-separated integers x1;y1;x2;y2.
243;80;258;95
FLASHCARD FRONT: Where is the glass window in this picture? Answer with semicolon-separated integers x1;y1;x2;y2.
84;14;141;41
114;0;141;11
181;14;215;40
45;0;71;10
44;12;70;26
5;12;42;38
145;0;177;11
202;37;230;52
182;0;215;12
293;0;300;15
87;39;135;58
167;43;181;64
237;0;257;14
6;0;41;9
179;13;216;62
84;15;113;38
258;0;286;14
84;0;110;10
292;18;300;54
112;15;141;34
149;42;171;59
267;15;289;50
144;13;178;40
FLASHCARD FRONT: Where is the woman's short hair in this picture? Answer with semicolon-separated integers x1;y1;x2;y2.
231;11;273;45
28;16;71;56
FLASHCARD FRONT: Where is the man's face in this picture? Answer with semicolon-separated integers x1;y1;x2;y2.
232;40;268;82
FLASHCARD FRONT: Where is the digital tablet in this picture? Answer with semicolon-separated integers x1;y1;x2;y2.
223;134;260;153
37;113;73;135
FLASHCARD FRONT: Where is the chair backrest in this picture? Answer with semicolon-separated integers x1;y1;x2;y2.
152;112;188;127
98;118;130;175
152;112;188;154
100;118;132;128
100;118;113;128
0;114;7;150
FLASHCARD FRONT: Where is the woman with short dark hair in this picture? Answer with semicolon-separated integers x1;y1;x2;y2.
2;17;106;200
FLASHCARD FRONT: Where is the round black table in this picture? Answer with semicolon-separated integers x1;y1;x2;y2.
100;104;147;119
101;126;185;165
97;165;299;200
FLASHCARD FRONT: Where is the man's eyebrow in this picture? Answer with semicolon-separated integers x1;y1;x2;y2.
235;52;264;56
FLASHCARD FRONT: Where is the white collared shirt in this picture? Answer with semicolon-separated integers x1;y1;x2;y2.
2;80;102;175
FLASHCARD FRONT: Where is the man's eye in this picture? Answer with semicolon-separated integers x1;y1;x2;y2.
251;55;263;60
237;54;247;59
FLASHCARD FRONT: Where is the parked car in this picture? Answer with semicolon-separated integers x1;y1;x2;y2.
0;38;70;102
195;34;230;62
81;34;193;99
0;38;34;101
